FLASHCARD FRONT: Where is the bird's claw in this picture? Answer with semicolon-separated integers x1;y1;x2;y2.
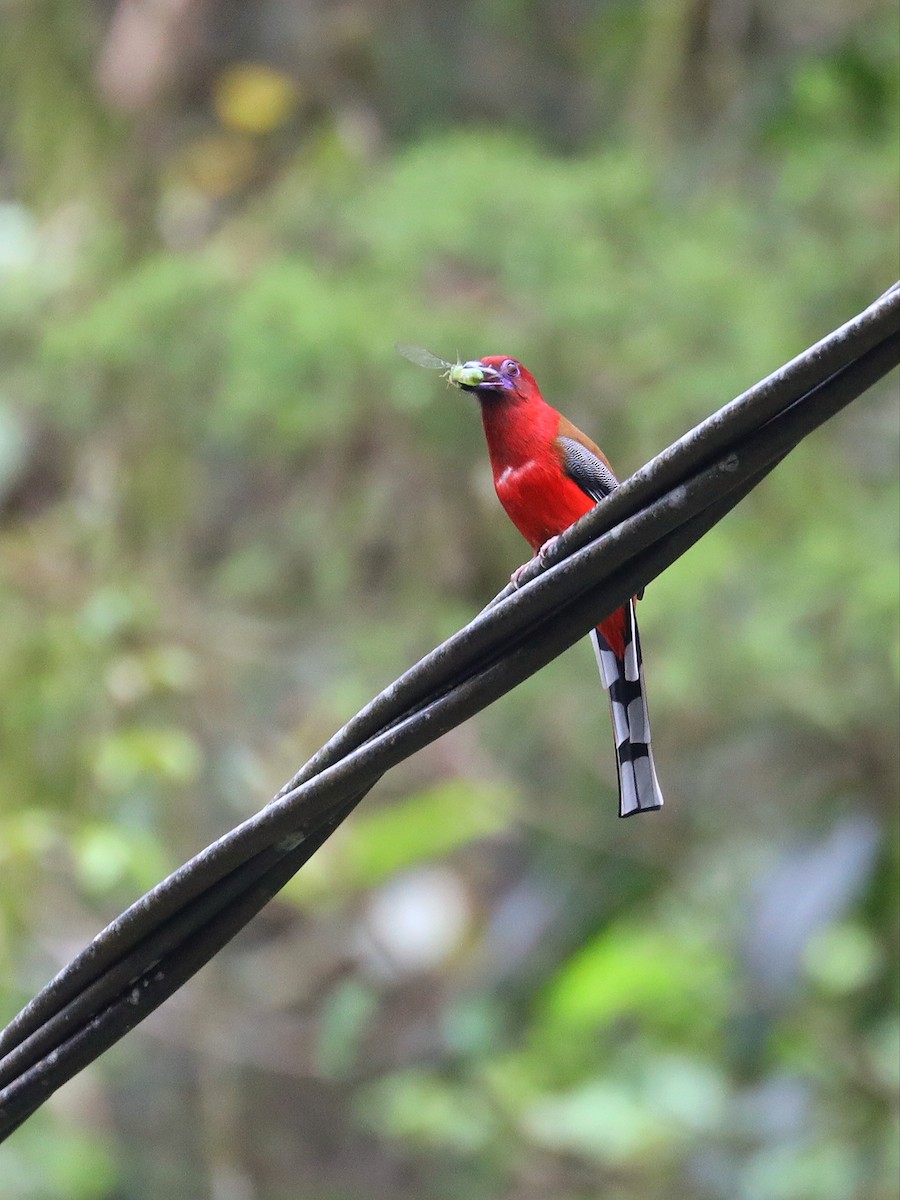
537;535;560;563
510;536;560;588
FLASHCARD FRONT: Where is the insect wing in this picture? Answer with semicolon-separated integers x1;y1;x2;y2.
395;343;453;370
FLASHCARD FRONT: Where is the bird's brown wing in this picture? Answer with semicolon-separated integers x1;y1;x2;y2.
556;429;619;504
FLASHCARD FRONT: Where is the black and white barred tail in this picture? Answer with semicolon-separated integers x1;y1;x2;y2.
590;601;664;818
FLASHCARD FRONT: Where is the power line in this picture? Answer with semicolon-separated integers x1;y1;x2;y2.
0;283;897;1139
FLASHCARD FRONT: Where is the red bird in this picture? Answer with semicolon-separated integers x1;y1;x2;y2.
451;354;663;817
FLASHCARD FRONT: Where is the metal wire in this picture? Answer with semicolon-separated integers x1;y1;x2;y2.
0;282;897;1139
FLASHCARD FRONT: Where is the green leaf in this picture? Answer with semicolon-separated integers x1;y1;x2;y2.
286;778;514;902
541;924;729;1034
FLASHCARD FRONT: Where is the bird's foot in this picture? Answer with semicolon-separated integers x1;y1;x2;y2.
537;535;560;563
510;536;560;588
510;561;530;588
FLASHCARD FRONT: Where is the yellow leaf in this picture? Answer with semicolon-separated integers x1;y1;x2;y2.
213;64;301;134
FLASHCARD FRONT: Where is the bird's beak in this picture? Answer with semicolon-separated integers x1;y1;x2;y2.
448;361;504;391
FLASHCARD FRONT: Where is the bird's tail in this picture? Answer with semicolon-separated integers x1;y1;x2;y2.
590;601;664;817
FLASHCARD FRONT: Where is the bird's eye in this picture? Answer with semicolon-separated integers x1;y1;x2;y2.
503;360;519;377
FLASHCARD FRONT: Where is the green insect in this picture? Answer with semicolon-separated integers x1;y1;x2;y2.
395;343;485;388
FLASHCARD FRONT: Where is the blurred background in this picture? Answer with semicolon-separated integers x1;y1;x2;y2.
0;1;897;1197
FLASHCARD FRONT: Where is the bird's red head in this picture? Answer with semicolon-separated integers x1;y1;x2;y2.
451;355;541;402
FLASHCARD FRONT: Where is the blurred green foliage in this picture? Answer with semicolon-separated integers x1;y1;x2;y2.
0;2;897;1198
